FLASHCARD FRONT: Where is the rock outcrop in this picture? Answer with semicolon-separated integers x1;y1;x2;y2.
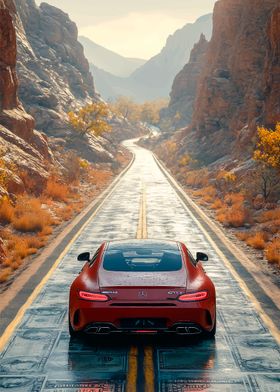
263;6;280;127
182;0;280;164
14;0;98;136
0;0;52;194
161;34;209;129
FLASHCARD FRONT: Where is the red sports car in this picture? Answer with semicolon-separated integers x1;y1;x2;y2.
69;239;216;338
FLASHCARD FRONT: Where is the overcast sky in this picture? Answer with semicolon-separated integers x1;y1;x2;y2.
36;0;217;59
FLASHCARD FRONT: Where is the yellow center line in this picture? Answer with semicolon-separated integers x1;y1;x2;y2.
130;185;155;392
126;345;138;392
144;345;155;392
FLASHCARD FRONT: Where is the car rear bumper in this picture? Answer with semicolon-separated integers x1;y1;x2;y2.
69;299;216;334
83;321;203;335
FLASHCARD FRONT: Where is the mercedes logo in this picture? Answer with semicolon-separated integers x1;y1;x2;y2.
138;290;148;298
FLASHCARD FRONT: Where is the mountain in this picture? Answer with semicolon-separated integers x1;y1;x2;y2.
173;0;280;165
129;14;213;101
160;33;209;128
79;36;146;77
12;0;125;162
15;0;97;136
88;14;213;102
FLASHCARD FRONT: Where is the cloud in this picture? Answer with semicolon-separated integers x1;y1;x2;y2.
80;12;189;59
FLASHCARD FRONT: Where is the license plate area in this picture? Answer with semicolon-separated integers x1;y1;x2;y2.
120;318;166;329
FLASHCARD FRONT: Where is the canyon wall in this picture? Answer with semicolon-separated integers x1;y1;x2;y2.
174;0;280;165
14;0;98;137
161;34;209;129
0;0;52;195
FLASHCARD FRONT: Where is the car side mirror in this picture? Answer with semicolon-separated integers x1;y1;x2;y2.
77;252;90;262
196;252;208;262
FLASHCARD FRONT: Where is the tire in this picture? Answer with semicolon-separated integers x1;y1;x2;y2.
204;316;216;339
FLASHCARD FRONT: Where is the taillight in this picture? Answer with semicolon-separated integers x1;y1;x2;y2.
178;291;208;302
79;291;109;302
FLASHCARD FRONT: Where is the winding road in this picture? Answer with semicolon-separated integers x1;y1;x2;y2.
0;140;279;392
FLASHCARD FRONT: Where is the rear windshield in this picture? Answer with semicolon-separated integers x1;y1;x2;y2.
102;243;182;272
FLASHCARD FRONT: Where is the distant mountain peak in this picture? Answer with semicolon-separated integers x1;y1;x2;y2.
79;36;146;78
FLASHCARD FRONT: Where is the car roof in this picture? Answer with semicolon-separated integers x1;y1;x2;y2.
106;239;180;252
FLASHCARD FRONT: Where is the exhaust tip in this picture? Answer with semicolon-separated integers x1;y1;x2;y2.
176;325;202;335
86;327;98;334
188;326;201;335
98;327;111;334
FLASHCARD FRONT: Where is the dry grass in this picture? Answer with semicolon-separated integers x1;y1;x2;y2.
211;199;224;210
216;207;250;228
0;198;15;224
45;178;70;202
185;169;209;188
88;168;112;188
236;231;250;241
246;232;267;250
224;193;245;206
258;208;280;223
59;205;74;221
265;239;280;265
12;196;53;233
0;267;12;283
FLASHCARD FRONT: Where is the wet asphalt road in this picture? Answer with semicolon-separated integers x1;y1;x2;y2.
0;140;279;391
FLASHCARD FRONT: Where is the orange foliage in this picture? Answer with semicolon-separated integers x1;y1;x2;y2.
12;196;53;233
45;178;70;202
211;199;224;210
259;208;280;223
216;207;250;228
246;232;267;250
224;193;245;206
0;198;14;224
185;169;209;188
265;239;280;265
0;267;12;283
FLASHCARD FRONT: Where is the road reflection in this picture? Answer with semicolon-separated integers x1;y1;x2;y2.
67;334;217;391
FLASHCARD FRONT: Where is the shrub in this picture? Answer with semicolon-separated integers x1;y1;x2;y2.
211;199;224;210
0;267;12;282
185;168;209;188
259;208;280;223
246;232;267;250
45;178;70;202
216;207;250;228
0;198;15;224
265;239;280;265
59;205;74;221
224;193;244;207
12;196;53;233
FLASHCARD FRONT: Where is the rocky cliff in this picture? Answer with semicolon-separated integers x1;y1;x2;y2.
0;0;51;195
263;6;280;127
14;0;97;137
182;0;280;164
161;34;209;129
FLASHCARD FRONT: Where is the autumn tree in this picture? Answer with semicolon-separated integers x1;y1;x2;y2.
68;102;111;138
110;96;140;123
253;123;280;200
254;123;280;170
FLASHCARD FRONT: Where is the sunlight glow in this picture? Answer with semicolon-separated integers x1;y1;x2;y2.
80;12;189;59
